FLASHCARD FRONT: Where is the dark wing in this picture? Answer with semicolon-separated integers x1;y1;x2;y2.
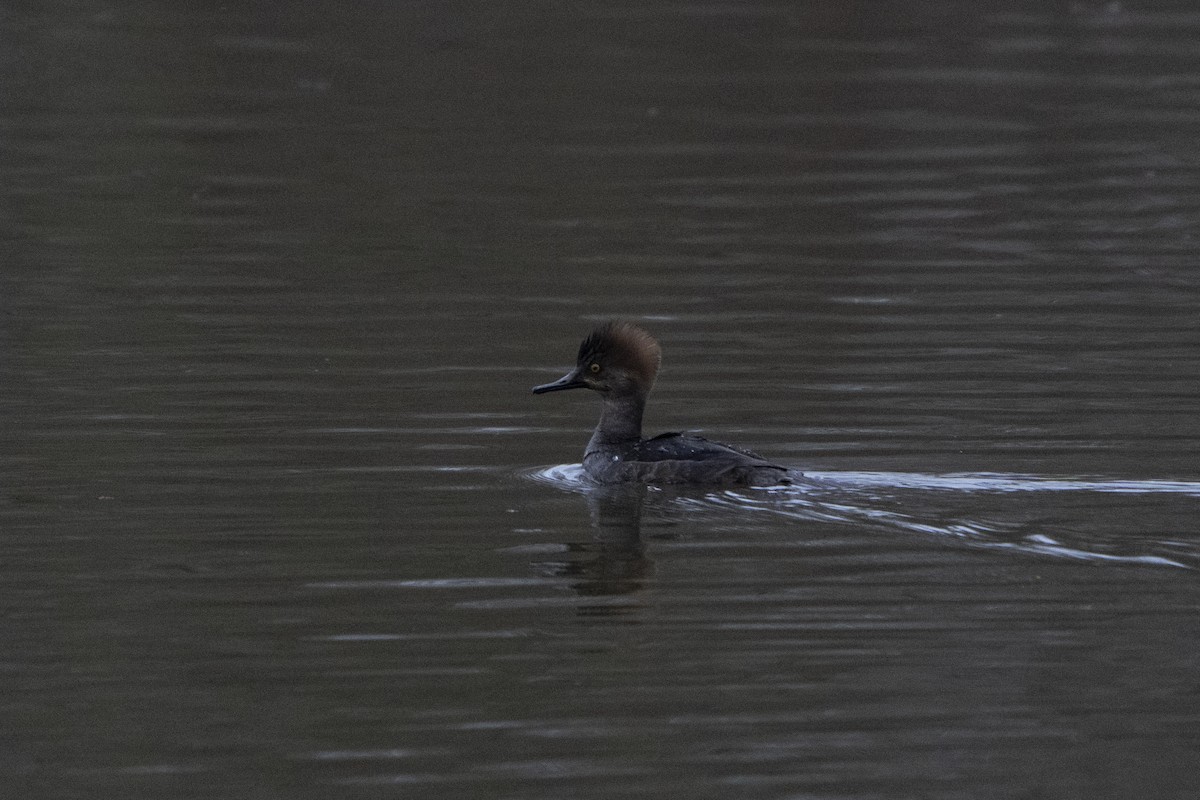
634;431;773;465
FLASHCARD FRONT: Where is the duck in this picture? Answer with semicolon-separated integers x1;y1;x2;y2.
532;321;793;486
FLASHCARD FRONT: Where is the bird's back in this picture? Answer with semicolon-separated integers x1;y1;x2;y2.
584;432;793;486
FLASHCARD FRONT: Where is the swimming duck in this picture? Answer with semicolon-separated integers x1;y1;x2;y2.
533;321;793;486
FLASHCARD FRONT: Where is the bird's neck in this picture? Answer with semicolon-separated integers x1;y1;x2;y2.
588;389;646;450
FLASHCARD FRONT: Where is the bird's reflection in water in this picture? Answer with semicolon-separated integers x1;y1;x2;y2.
541;483;655;610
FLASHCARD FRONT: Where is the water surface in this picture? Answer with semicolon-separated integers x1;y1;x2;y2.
4;2;1200;798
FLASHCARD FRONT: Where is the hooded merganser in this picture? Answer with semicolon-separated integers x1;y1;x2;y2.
532;321;793;486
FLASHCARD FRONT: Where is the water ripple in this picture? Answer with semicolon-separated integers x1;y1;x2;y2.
526;465;1200;569
804;470;1200;497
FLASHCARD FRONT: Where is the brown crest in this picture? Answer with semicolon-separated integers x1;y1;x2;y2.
577;321;662;387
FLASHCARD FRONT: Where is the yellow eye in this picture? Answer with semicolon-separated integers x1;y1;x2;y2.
589;363;601;374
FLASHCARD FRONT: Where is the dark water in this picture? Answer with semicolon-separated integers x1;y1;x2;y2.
5;2;1200;797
